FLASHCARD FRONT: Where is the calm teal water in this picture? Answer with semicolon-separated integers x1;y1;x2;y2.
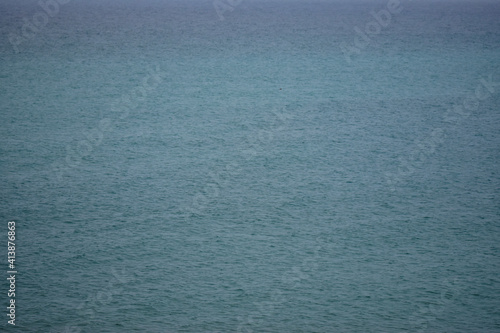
1;0;500;332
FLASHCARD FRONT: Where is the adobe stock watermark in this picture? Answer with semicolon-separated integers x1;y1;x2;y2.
213;0;243;21
340;0;404;64
8;0;72;53
408;278;463;332
50;64;166;183
236;236;327;332
180;105;293;219
50;266;137;333
385;73;499;192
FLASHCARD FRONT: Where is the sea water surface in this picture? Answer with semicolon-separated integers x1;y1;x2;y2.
1;0;500;332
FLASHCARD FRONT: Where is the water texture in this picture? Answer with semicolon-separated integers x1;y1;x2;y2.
1;0;499;332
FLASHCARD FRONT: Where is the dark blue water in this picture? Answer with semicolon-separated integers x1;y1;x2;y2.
1;0;500;331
